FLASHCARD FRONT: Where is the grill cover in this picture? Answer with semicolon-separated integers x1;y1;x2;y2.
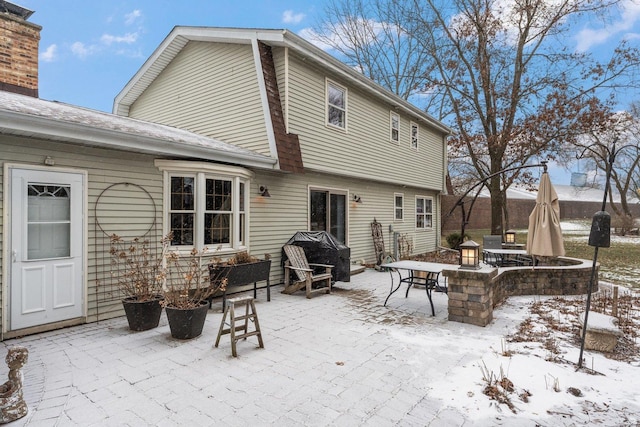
283;231;351;282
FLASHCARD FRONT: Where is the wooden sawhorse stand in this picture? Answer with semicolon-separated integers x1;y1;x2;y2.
215;296;264;357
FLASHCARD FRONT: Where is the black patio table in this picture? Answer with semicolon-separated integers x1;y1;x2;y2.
380;260;452;316
482;248;528;267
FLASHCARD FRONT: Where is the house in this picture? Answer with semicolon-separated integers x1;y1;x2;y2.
113;25;451;263
0;3;450;339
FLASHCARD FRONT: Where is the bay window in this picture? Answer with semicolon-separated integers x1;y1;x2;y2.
156;160;250;250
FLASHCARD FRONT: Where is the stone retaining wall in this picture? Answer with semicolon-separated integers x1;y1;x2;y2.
443;257;595;326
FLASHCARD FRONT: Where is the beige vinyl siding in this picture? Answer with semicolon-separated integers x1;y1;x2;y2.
249;170;440;277
0;136;163;332
128;41;271;156
283;51;446;190
0;136;441;335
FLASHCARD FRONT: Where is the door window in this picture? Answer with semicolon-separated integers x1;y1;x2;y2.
27;184;71;259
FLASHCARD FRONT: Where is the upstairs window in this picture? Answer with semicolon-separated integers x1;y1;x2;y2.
394;193;404;220
327;80;347;129
411;122;419;149
390;112;400;143
416;196;433;229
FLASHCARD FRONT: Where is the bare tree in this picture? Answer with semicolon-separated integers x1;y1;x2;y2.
574;108;640;234
314;0;640;234
314;0;437;103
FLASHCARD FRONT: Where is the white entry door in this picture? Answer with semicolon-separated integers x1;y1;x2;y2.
10;168;84;330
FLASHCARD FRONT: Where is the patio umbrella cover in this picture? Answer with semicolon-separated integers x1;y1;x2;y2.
527;172;565;257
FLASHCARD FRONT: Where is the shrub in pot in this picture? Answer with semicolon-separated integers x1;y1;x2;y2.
208;251;272;309
110;235;164;331
162;247;228;340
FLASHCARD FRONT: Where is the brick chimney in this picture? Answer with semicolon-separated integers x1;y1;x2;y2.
0;1;40;97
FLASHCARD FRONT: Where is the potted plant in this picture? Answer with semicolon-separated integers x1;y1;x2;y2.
208;251;272;309
162;247;227;340
110;235;165;331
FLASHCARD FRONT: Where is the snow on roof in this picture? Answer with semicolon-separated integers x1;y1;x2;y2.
515;184;637;203
477;182;637;203
0;91;276;168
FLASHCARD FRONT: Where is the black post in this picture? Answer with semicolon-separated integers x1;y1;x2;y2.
577;142;616;369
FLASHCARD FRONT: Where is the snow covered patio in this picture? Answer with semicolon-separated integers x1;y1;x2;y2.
2;268;638;426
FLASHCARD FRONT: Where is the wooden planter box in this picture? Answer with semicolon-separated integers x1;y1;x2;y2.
208;259;272;309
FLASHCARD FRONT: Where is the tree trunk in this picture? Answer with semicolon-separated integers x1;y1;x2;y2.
502;191;510;232
489;174;504;235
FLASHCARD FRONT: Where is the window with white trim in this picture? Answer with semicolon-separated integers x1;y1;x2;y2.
327;80;346;129
411;122;419;149
156;160;250;250
415;196;433;229
390;112;400;142
394;193;404;220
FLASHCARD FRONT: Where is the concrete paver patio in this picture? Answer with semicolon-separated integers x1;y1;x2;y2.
0;268;595;426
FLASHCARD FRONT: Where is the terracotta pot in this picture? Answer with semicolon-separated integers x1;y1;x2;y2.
122;295;163;331
165;300;209;340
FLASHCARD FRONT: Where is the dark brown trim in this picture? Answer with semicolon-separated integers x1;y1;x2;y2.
258;41;304;174
0;82;37;97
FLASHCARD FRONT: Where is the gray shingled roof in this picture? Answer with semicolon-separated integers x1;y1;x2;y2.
0;90;276;169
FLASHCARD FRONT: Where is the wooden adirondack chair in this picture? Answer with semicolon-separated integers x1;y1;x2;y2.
282;245;333;298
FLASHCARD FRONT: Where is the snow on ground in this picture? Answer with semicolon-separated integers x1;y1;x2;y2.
559;220;591;233
423;220;640;424
423;293;640;426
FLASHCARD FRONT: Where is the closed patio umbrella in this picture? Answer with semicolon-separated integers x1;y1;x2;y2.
527;172;565;257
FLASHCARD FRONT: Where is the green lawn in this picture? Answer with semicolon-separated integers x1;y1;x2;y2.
444;224;640;289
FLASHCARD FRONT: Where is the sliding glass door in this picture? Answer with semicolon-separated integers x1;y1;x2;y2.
310;189;346;243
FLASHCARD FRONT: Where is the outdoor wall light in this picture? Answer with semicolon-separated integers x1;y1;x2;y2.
259;185;271;198
505;230;516;244
352;194;362;203
459;240;480;269
44;156;55;166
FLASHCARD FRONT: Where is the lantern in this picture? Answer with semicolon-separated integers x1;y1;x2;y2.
459;240;480;270
505;230;516;244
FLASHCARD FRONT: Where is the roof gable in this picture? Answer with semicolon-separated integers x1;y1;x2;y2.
113;26;451;135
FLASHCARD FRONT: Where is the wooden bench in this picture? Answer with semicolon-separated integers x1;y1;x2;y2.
579;311;623;352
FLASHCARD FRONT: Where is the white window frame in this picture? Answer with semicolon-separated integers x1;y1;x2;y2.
155;160;252;254
410;121;419;150
394;193;404;221
326;79;347;130
415;195;433;229
390;112;400;143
